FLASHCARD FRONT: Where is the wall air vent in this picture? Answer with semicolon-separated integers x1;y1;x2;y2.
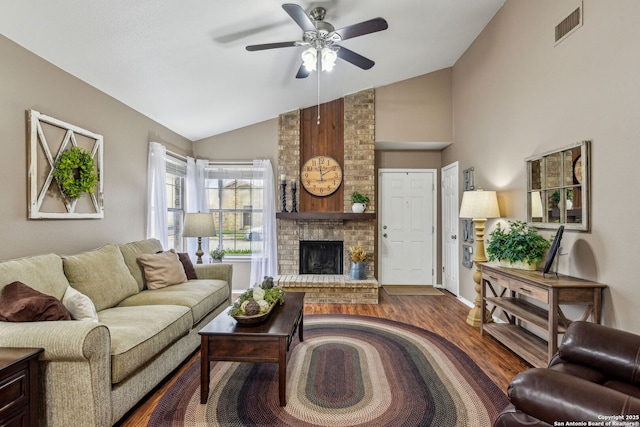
555;3;583;45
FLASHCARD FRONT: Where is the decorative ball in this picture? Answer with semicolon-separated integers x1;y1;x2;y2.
243;300;260;316
257;299;270;311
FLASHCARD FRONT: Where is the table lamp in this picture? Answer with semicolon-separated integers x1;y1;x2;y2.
459;188;500;327
183;213;215;264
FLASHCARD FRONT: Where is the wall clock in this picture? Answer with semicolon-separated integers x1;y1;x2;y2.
301;154;343;196
573;154;582;184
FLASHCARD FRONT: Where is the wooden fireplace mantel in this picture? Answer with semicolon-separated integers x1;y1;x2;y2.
276;212;376;220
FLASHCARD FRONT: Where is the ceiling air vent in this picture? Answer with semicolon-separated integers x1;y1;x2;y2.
555;3;583;45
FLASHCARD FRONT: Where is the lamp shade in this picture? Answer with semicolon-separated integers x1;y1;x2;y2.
459;189;500;219
321;47;337;71
302;47;317;71
182;213;215;237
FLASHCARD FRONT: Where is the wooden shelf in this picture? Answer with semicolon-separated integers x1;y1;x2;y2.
485;297;569;333
483;323;547;368
481;263;606;368
276;212;376;220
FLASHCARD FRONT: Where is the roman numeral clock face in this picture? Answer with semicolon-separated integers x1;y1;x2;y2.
301;155;343;196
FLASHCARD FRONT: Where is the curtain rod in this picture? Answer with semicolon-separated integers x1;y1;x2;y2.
209;161;253;165
166;149;187;161
166;148;252;166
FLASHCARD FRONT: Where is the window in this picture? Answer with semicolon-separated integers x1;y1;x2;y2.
205;164;263;256
166;156;186;251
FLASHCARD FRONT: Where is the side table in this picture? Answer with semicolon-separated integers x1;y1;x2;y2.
0;348;43;427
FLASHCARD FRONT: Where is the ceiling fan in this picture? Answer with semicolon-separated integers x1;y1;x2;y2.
246;3;388;78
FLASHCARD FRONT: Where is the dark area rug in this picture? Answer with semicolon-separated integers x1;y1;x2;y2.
148;314;508;427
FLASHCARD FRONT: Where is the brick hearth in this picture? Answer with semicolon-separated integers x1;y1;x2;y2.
276;275;378;304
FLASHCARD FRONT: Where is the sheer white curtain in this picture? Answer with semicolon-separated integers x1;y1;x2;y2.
250;159;277;286
146;142;168;247
186;157;210;262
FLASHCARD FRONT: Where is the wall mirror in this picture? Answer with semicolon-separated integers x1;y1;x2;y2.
526;141;589;231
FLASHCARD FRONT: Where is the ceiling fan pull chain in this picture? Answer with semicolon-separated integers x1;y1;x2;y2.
317;51;321;125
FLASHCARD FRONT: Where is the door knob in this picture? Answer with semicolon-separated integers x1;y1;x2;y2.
383;233;388;238
383;225;387;230
451;235;457;240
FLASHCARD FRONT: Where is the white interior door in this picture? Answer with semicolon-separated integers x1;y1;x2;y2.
379;169;436;286
442;162;459;295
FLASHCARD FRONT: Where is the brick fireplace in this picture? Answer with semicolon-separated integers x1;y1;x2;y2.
276;89;378;303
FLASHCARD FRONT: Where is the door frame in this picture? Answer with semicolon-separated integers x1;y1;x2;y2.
441;162;460;296
377;168;438;286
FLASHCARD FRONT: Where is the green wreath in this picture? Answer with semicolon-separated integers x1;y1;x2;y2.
52;146;98;199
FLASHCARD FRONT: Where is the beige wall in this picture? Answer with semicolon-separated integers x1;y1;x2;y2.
193;119;278;166
376;68;453;143
376;151;442;170
0;35;192;260
446;0;640;333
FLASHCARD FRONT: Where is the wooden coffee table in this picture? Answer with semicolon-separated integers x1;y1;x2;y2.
199;292;304;406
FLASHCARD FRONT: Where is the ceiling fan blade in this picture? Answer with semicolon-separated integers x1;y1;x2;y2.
246;41;299;51
296;64;310;79
333;18;388;41
337;47;375;70
282;4;316;32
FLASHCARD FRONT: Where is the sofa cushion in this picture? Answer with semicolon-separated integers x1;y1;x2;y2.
0;253;70;300
117;279;230;325
97;304;191;384
62;286;99;321
0;281;71;321
137;251;187;289
63;245;139;312
118;239;164;291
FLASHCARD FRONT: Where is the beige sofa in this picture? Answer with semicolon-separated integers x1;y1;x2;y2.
0;238;232;427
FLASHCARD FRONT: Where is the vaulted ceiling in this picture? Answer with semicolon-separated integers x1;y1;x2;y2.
0;0;504;141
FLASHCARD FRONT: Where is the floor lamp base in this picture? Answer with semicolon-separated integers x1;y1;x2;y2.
466;306;492;327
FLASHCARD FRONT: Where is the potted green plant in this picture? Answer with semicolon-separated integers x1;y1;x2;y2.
486;220;550;270
209;248;225;263
552;189;573;208
350;191;370;213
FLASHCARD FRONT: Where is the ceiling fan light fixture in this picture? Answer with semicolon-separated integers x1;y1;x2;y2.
245;4;388;79
321;47;337;71
302;47;317;71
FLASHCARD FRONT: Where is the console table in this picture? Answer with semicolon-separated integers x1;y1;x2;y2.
480;264;607;368
0;348;43;427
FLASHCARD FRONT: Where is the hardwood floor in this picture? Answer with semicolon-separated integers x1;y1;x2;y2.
117;288;531;426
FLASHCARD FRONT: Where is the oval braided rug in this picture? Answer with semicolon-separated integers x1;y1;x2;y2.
149;315;508;427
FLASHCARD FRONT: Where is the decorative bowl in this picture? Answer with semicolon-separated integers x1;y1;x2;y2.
232;301;278;325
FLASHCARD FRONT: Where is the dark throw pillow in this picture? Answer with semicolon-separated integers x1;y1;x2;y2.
0;281;71;322
177;252;197;280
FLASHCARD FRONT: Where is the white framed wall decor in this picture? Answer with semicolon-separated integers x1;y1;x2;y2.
28;110;104;219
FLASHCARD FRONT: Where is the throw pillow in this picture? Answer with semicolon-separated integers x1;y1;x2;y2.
137;251;188;290
62;286;99;322
0;281;71;322
177;252;197;280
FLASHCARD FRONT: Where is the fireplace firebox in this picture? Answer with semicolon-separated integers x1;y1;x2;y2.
299;241;344;275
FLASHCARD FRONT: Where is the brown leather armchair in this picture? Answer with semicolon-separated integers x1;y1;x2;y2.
494;321;640;427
